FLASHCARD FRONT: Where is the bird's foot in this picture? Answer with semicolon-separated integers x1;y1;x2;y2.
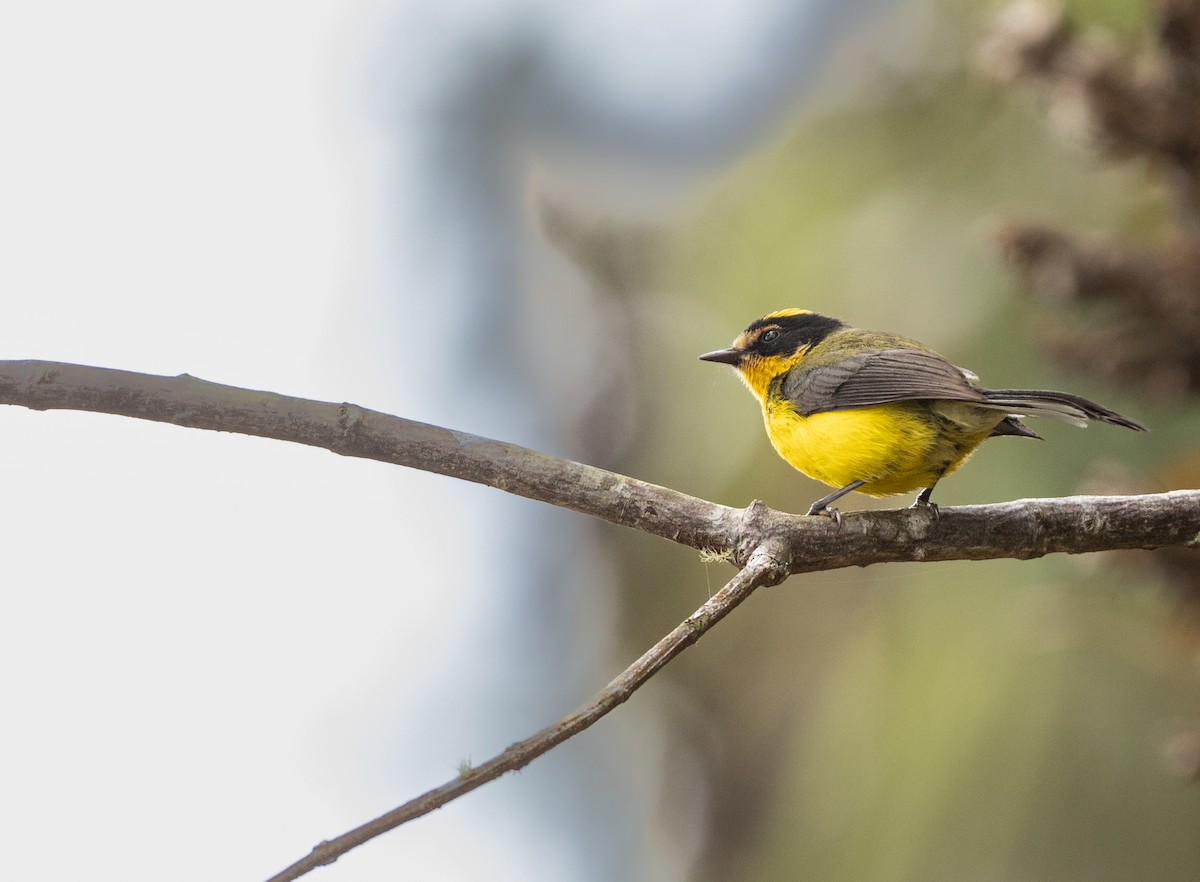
805;480;865;524
909;495;940;521
806;502;843;524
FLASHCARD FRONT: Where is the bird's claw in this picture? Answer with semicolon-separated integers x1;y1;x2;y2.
807;504;843;524
909;497;940;521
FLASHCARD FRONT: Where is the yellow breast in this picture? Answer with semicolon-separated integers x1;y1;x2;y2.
762;398;987;497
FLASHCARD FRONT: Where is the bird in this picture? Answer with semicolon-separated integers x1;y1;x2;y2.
700;308;1146;519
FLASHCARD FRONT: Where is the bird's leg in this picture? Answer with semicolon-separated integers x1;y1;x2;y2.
909;485;940;520
807;480;866;523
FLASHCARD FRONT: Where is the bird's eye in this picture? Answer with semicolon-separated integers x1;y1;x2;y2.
761;329;781;344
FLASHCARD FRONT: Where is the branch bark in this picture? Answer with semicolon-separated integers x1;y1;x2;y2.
0;360;739;554
2;360;1196;571
2;358;1198;881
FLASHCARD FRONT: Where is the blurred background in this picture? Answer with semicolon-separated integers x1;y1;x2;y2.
2;0;1200;880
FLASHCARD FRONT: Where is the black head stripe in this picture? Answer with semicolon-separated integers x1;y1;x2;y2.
745;312;845;357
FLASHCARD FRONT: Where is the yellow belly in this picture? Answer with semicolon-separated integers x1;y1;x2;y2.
762;400;994;497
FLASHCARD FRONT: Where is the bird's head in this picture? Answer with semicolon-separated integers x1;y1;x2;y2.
699;309;845;401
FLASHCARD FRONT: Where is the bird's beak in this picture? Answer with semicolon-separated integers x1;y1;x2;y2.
699;347;746;366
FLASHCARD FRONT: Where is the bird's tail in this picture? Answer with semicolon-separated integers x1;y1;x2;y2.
980;389;1147;431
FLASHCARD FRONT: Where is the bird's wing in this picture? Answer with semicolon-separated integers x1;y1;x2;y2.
782;348;988;415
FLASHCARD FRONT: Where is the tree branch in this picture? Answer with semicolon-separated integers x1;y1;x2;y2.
1;360;1196;571
263;538;793;882
0;360;739;554
2;358;1198;881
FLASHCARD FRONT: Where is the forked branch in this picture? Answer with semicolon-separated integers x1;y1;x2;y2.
2;359;1198;881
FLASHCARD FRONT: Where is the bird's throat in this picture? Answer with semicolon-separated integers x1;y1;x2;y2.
735;351;806;403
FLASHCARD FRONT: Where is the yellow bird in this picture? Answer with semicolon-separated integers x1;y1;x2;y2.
700;309;1146;518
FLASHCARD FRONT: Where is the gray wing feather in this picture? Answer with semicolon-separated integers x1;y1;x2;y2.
782;348;987;415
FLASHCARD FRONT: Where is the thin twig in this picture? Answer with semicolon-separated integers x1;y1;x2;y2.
263;539;793;882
